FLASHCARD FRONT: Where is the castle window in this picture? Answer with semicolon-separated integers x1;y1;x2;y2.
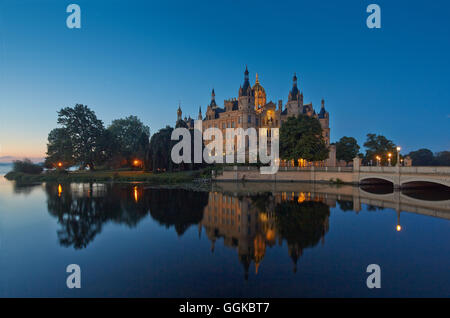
248;115;251;123
222;122;225;129
256;118;259;126
232;121;235;128
238;117;241;124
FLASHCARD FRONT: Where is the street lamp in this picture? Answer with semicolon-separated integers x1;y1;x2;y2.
396;146;401;166
376;155;381;166
388;153;392;166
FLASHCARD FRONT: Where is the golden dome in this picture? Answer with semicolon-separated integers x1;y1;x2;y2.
252;73;266;110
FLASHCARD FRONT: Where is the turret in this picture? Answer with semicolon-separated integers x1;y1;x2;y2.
238;65;253;97
209;88;217;108
318;99;328;119
198;106;202;120
238;66;254;110
177;103;182;121
288;73;300;102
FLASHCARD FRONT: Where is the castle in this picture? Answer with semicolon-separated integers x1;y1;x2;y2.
177;67;336;167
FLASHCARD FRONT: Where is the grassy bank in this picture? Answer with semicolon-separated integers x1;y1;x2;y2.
4;169;210;184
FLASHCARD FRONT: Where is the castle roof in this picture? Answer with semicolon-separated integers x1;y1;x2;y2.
318;99;328;118
239;66;253;97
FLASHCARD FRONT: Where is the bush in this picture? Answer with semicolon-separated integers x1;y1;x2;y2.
12;159;43;175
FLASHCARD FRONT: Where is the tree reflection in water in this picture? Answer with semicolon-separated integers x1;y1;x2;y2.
45;183;208;249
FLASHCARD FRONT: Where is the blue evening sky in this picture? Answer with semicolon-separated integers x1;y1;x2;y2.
0;0;449;158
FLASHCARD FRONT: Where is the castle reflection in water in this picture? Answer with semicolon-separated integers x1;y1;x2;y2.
201;191;330;279
43;183;339;278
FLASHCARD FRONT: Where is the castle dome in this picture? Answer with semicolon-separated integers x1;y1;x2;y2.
252;73;266;109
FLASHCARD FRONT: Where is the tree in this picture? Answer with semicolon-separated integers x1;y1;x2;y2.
336;136;360;164
108;116;150;166
56;104;106;170
363;133;398;165
280;115;329;163
407;148;435;166
435;151;450;166
45;128;74;168
13;159;43;174
148;126;174;172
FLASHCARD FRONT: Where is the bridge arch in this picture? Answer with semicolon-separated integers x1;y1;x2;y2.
400;178;450;189
359;176;394;186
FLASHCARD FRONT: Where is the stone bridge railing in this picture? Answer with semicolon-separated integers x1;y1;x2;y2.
215;160;450;188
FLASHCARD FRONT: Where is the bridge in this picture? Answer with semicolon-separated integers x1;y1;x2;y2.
354;161;450;189
215;159;450;189
211;182;450;221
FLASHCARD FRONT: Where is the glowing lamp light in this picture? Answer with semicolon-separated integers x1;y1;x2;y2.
134;186;139;202
396;146;401;152
396;225;402;232
133;159;141;166
57;162;63;168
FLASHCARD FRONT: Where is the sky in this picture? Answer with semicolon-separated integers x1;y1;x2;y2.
0;0;449;160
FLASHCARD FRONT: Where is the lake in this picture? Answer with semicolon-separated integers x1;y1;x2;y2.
0;175;449;297
0;164;12;175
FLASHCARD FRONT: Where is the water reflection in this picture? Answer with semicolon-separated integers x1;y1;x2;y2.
200;192;329;279
43;182;450;280
44;183;332;278
45;183;208;248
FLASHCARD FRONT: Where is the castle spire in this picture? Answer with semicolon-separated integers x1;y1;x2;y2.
210;88;217;108
288;73;300;102
177;102;182;121
239;65;252;97
198;105;202;120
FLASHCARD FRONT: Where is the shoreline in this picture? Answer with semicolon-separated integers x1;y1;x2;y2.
3;169;208;185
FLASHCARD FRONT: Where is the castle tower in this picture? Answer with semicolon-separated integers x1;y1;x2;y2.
177;103;182;121
198;106;202;120
286;73;302;117
238;66;253;98
318;98;330;146
209;88;217;108
288;73;300;102
252;73;266;110
238;66;254;113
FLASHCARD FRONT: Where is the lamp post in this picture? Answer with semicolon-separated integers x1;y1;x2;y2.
388;153;392;166
396;146;401;166
376;155;381;166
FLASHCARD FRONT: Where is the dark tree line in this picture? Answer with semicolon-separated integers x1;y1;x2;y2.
406;149;450;166
46;104;150;170
45;104;205;172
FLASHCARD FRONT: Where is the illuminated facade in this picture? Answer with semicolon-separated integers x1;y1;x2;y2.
177;67;336;166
